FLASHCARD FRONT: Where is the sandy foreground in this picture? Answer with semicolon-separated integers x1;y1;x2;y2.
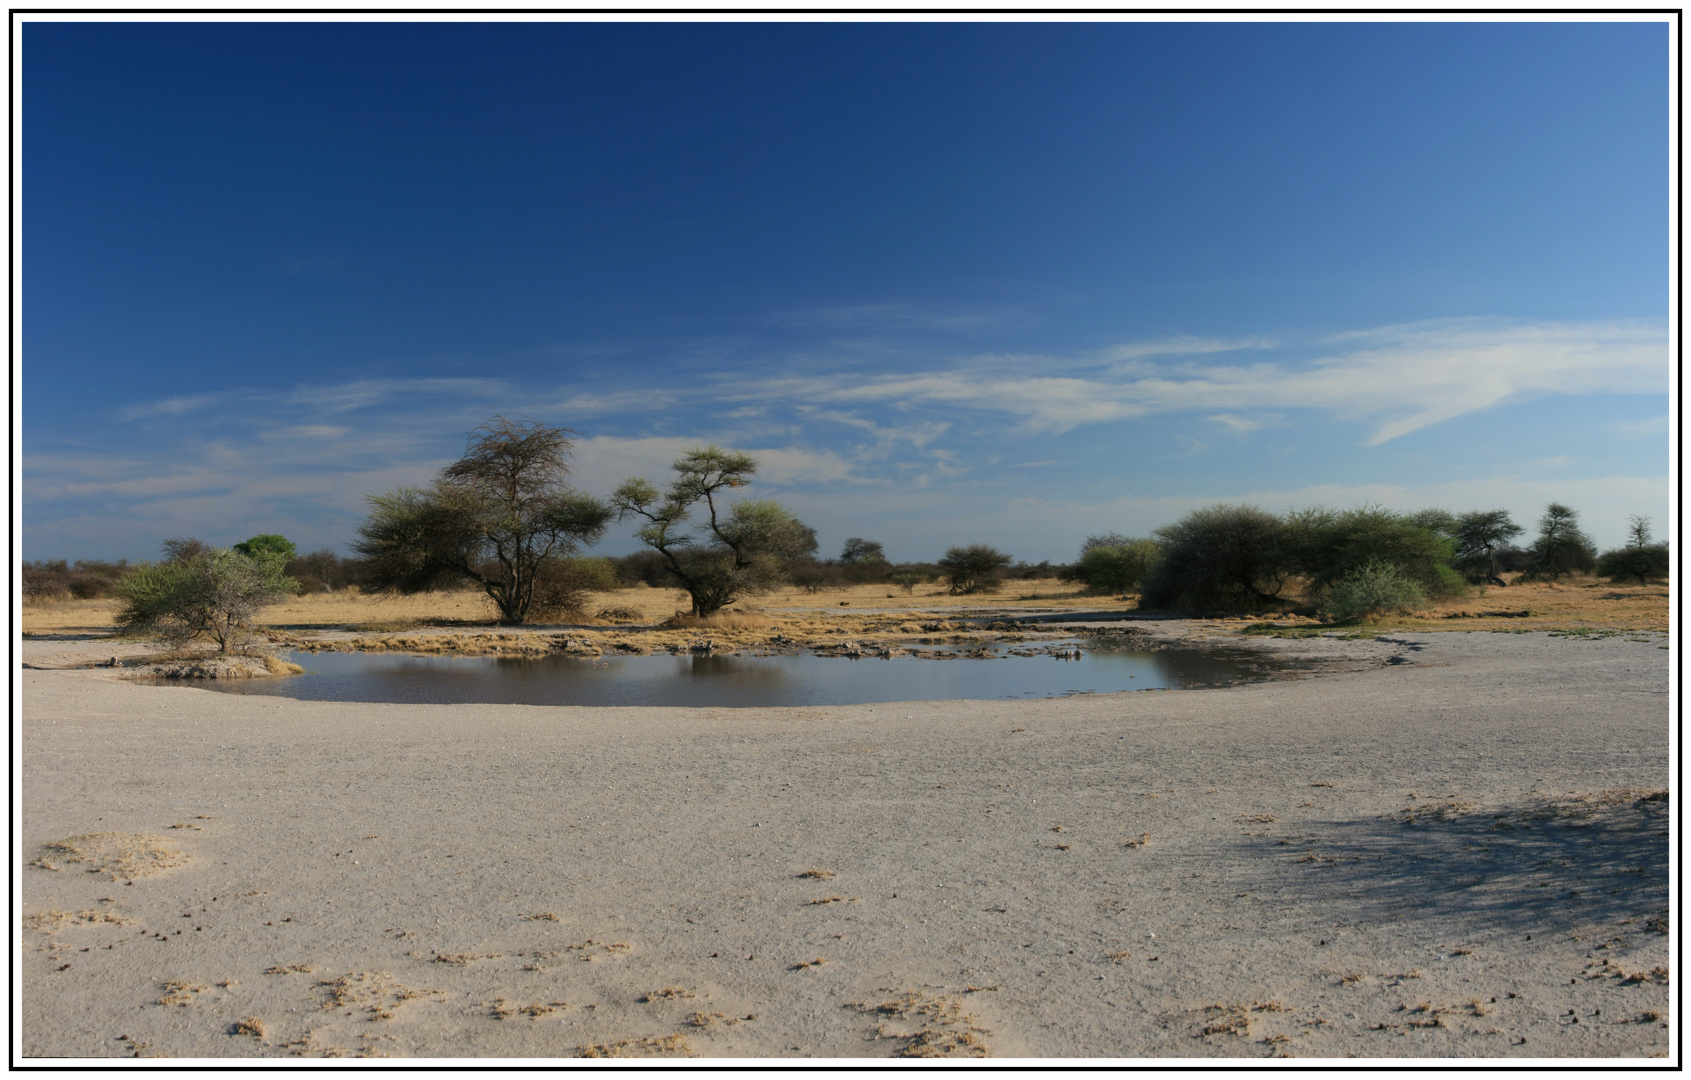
18;627;1672;1061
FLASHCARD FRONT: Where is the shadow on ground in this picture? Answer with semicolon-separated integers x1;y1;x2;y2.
1252;789;1669;936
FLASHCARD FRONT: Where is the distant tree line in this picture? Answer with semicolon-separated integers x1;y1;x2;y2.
26;413;1667;632
1057;501;1664;621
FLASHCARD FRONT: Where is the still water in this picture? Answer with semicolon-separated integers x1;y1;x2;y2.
196;641;1273;708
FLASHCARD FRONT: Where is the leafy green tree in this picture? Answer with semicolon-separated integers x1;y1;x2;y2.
1597;515;1670;585
1526;502;1597;579
1288;504;1463;598
1141;505;1291;611
354;416;612;624
1071;534;1160;595
1452;510;1524;584
938;544;1012;595
613;447;817;616
116;547;296;653
1406;508;1459;537
839;537;886;564
233;534;298;564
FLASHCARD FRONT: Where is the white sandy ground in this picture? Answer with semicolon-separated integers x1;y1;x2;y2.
17;628;1672;1062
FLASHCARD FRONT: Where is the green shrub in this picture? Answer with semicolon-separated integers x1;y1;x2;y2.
115;548;296;653
526;556;623;621
1071;536;1160;595
1321;560;1429;622
890;571;926;594
1597;544;1670;584
233;534;297;563
1142;505;1291;611
1288;504;1463;598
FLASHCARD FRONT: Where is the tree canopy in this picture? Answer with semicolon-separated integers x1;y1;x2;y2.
613;447;816;617
353;416;611;624
938;544;1012;595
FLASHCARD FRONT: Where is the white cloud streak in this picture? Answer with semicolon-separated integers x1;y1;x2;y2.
703;317;1665;442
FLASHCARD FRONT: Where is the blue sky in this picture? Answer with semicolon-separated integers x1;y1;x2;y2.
23;19;1671;563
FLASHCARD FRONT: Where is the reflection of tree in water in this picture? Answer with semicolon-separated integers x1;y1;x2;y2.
673;654;789;688
1138;649;1268;688
227;644;1283;707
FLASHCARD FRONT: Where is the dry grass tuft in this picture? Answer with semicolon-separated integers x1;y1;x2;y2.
849;990;992;1057
432;952;501;965
796;868;836;880
158;980;209;1006
577;1033;695;1058
521;912;560;921
790;957;828;970
264;964;314;975
1198;1004;1253;1038
33;833;188;878
663;611;774;630
640;987;697;1002
231;1017;266;1039
23;908;130;931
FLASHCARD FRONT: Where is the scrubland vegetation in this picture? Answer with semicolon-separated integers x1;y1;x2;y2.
22;417;1668;643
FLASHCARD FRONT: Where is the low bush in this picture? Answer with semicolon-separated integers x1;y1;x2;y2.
787;558;848;593
527;556;623;622
115;548;296;653
23;559;130;602
1321;560;1429;622
889;571;927;594
1070;535;1159;595
1597;544;1670;585
283;549;370;593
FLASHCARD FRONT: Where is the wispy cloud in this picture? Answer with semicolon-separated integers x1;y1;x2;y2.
703;317;1665;441
281;377;511;414
118;394;221;421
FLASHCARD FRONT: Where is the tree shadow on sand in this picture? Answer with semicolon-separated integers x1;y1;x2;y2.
1253;789;1668;937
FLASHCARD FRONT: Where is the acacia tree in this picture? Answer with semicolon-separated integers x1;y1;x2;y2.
938;544;1012;594
613;447;817;617
1526;502;1597;580
1452;510;1523;584
354;416;612;624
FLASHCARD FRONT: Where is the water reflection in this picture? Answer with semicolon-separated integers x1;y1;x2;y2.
192;640;1277;709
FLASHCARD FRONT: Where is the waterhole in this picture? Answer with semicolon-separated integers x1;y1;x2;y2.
190;640;1284;708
